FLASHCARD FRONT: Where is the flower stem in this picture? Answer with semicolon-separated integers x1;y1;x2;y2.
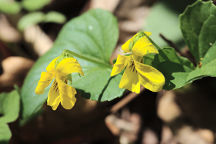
142;32;161;50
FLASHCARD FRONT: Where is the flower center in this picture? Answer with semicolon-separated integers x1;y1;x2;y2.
128;56;136;72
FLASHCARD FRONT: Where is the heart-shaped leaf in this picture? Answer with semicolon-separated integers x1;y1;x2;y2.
180;0;216;63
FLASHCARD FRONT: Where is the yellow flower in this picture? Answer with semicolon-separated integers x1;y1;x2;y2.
122;32;159;56
35;56;84;110
111;32;165;93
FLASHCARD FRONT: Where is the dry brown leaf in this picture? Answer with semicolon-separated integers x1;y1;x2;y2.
0;15;21;42
157;91;182;122
0;56;34;91
24;26;53;56
89;0;120;12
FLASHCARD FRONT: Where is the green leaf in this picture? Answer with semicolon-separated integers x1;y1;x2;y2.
198;9;216;58
202;42;216;65
22;0;51;11
180;0;216;63
145;2;183;47
44;11;66;24
18;11;66;31
18;12;45;31
0;90;20;124
144;0;216;89
0;0;21;14
148;47;194;90
146;44;216;90
21;9;124;124
0;90;19;144
187;42;216;82
0;123;11;144
179;0;216;83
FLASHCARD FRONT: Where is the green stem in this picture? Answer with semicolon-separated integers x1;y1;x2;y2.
142;32;161;50
62;50;112;68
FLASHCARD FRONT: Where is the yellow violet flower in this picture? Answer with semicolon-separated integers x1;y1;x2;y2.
35;56;84;110
111;32;165;93
122;32;159;56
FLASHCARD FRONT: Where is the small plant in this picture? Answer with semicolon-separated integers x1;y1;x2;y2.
1;0;216;143
0;0;66;31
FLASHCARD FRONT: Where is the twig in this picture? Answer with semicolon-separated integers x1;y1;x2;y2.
159;34;183;56
159;33;196;66
110;87;144;113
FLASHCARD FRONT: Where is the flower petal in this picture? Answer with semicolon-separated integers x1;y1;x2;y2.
121;33;139;53
47;80;61;110
46;57;59;72
132;32;158;56
58;79;77;110
144;32;151;36
135;61;165;92
119;66;140;93
56;57;84;76
35;72;53;94
50;97;61;111
111;55;129;76
121;38;132;53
